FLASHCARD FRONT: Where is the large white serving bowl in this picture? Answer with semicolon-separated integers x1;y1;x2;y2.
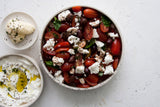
40;6;123;91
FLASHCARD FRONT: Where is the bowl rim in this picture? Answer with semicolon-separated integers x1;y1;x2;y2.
39;5;124;91
0;53;44;107
0;11;39;50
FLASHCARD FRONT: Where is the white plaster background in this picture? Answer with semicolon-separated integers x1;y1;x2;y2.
0;0;160;107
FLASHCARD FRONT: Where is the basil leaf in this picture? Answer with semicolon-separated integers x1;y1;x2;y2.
53;17;61;31
45;61;53;66
101;15;111;27
85;39;95;49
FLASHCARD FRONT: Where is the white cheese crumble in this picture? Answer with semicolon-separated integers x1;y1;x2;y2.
95;40;104;48
104;65;114;75
43;38;55;51
102;52;114;64
88;62;100;74
92;29;99;38
54;70;62;77
67;27;79;35
55;75;64;83
52;56;64;66
108;32;119;39
78;47;89;54
76;65;85;74
89;20;100;27
58;10;71;21
95;54;103;64
68;49;75;55
79;78;85;84
97;47;105;56
68;35;80;48
69;68;75;74
74;11;82;17
54;70;64;83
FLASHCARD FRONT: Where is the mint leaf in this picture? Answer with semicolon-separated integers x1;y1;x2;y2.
53;17;61;31
85;39;95;49
101;15;111;27
45;61;53;66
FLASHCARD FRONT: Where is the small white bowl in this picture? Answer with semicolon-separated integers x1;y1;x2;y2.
0;54;43;107
0;12;39;50
40;6;123;90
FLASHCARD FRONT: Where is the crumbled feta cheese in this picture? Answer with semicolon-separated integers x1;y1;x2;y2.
79;78;85;84
68;49;75;55
68;35;80;48
95;40;104;48
102;52;114;64
58;10;71;21
75;22;80;27
67;27;79;35
92;29;99;38
99;66;105;72
76;65;85;74
54;70;62;77
108;32;119;39
78;47;89;54
88;62;100;74
74;11;82;17
69;68;75;74
104;65;114;75
52;56;64;66
95;54;103;64
97;47;105;56
55;75;64;83
68;35;80;44
89;20;100;27
43;38;55;51
75;17;79;22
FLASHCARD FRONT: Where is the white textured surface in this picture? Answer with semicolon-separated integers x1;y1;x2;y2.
0;0;160;107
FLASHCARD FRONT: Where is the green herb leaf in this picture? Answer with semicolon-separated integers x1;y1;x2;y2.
12;68;18;73
53;33;59;39
53;17;61;31
15;32;18;36
85;39;95;49
98;72;104;77
2;70;6;74
45;61;53;66
101;15;111;27
8;87;11;91
6;31;9;35
0;82;3;86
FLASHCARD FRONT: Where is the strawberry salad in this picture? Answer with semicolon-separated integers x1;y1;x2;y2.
41;6;122;88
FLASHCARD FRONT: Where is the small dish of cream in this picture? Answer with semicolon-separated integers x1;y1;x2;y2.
0;12;39;50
